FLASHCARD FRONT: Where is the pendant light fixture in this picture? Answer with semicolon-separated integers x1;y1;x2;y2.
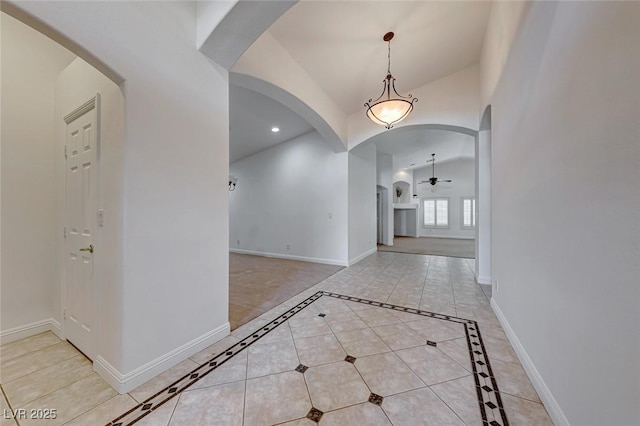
365;32;417;129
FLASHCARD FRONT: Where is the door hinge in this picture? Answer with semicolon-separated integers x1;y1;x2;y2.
64;227;67;239
64;145;68;159
63;308;67;320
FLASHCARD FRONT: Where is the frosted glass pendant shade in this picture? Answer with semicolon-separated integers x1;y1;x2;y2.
366;99;414;129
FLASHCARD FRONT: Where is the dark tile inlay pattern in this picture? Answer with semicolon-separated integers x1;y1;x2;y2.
295;364;308;374
426;340;437;347
344;355;356;364
318;313;326;317
306;407;323;422
107;291;508;425
368;393;384;406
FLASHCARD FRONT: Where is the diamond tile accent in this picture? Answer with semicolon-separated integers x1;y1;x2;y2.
168;387;177;394
344;355;356;363
306;407;324;422
485;401;497;409
368;393;384;406
295;364;309;373
482;385;494;393
426;340;437;347
490;421;501;426
141;403;152;411
318;313;326;317
479;372;489;378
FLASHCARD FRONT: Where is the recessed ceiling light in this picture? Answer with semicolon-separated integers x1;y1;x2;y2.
271;127;280;133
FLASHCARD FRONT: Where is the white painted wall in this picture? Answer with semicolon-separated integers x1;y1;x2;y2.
475;129;491;284
348;144;377;263
376;152;393;246
12;1;231;390
1;13;75;334
487;2;640;424
229;131;348;265
413;158;476;239
54;57;125;371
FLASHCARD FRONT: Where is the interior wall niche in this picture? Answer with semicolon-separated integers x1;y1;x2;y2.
393;181;411;203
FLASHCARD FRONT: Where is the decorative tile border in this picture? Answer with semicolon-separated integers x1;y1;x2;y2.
107;291;508;426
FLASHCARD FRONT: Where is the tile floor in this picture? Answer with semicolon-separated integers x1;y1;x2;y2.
0;252;552;425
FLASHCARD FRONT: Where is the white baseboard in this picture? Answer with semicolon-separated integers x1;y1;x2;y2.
490;298;569;426
349;248;377;266
416;234;475;240
230;248;348;267
94;322;230;394
0;318;62;344
476;275;491;285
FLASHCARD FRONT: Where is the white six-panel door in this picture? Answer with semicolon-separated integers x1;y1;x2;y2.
64;97;98;359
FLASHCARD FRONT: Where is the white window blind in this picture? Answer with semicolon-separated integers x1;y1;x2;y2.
423;198;448;228
462;197;476;228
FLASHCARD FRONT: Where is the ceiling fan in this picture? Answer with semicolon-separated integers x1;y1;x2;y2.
418;153;452;186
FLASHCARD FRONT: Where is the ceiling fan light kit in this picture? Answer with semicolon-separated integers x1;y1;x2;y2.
365;32;417;129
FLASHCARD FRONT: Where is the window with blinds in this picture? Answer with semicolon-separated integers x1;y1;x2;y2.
462;197;476;228
422;198;449;228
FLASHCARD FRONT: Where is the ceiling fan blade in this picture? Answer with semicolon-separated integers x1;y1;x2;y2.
439;179;452;182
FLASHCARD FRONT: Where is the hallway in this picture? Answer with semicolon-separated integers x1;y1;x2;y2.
1;253;550;425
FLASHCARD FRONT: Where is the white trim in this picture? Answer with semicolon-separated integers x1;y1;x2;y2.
230;248;348;267
476;275;491;285
94;322;230;394
63;97;96;124
349;248;377;266
490;298;569;426
0;318;63;344
416;234;475;240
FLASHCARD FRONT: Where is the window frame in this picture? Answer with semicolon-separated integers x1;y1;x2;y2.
421;197;450;229
461;196;476;229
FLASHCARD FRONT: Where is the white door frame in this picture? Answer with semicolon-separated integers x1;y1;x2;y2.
61;94;101;358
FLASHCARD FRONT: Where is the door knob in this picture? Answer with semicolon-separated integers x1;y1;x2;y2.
79;244;94;254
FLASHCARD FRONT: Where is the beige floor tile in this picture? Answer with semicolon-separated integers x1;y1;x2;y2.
355;352;426;397
430;375;484;425
325;318;370;333
247;339;299;379
490;359;541;403
169;380;244;425
18;373;116;426
3;355;93;407
304;362;370;412
135;396;179;426
0;332;62;363
278;418;316;426
501;393;553;425
334;328;392;358
293;334;346;367
371;323;426;350
253;322;293;346
405;317;465;342
189;350;247;390
321;402;391;425
130;359;199;403
1;391;17;426
482;333;520;364
0;342;79;383
188;335;240;365
289;317;333;340
436;337;473;372
396;345;469;386
64;394;138;426
382;387;465;425
244;371;311;426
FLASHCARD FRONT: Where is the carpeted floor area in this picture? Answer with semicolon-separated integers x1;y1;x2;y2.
378;236;475;259
229;253;343;330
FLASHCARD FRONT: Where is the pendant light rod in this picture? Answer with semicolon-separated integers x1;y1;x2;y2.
364;31;417;129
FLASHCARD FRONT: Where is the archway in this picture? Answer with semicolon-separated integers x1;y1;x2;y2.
476;105;492;285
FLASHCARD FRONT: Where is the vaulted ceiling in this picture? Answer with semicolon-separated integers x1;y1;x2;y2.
230;1;491;163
